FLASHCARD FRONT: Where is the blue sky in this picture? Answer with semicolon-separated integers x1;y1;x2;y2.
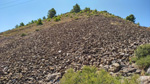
0;0;150;32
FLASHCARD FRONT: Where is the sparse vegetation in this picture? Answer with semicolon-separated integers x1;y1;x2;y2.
136;56;150;69
70;4;81;13
60;66;140;84
47;18;51;21
135;44;150;58
94;9;97;12
19;22;25;27
43;16;46;20
54;16;61;22
74;17;78;20
37;18;43;25
21;33;26;37
65;14;69;17
48;8;56;18
15;25;19;28
35;29;40;31
92;9;98;15
79;11;84;13
34;20;37;23
126;14;136;23
132;44;150;69
137;22;140;26
31;20;34;24
100;10;108;13
84;7;91;12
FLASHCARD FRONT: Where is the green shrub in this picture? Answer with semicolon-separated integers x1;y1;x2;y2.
87;11;90;14
54;16;61;22
123;74;140;84
19;22;24;27
74;17;78;20
70;16;73;18
15;25;19;28
31;20;34;23
126;14;136;23
35;29;39;31
79;10;84;13
21;33;26;37
100;10;108;14
26;22;31;25
94;9;97;13
34;20;37;23
94;14;99;16
37;18;43;25
43;16;46;20
60;66;120;84
92;9;98;15
73;12;76;15
132;44;150;69
60;13;63;16
65;14;68;17
60;66;140;84
145;72;150;76
84;7;90;12
47;18;51;21
136;56;150;69
137;22;140;26
134;44;150;58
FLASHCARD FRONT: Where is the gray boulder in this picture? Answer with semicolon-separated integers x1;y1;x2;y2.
139;76;150;84
146;66;150;74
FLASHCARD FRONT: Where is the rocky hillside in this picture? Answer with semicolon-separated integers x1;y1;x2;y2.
0;14;150;84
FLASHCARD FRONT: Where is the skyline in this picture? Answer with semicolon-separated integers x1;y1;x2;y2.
0;0;150;32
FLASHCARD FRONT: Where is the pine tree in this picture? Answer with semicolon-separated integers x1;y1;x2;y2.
43;16;46;20
20;22;24;27
15;24;19;28
47;8;56;18
126;14;136;23
70;4;81;13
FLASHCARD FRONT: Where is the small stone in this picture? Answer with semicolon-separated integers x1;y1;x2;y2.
3;67;8;72
13;73;23;79
128;68;136;72
99;64;103;68
109;72;114;75
127;73;132;76
88;55;92;59
112;63;120;67
123;68;128;73
109;63;121;73
46;73;60;82
112;63;121;72
58;50;62;53
111;60;116;64
49;66;55;71
123;68;136;74
104;65;109;69
135;69;141;74
131;63;138;68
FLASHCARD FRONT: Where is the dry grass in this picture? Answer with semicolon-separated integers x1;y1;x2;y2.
0;13;86;38
0;11;146;38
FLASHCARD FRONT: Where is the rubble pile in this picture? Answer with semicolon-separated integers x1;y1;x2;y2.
0;15;150;83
